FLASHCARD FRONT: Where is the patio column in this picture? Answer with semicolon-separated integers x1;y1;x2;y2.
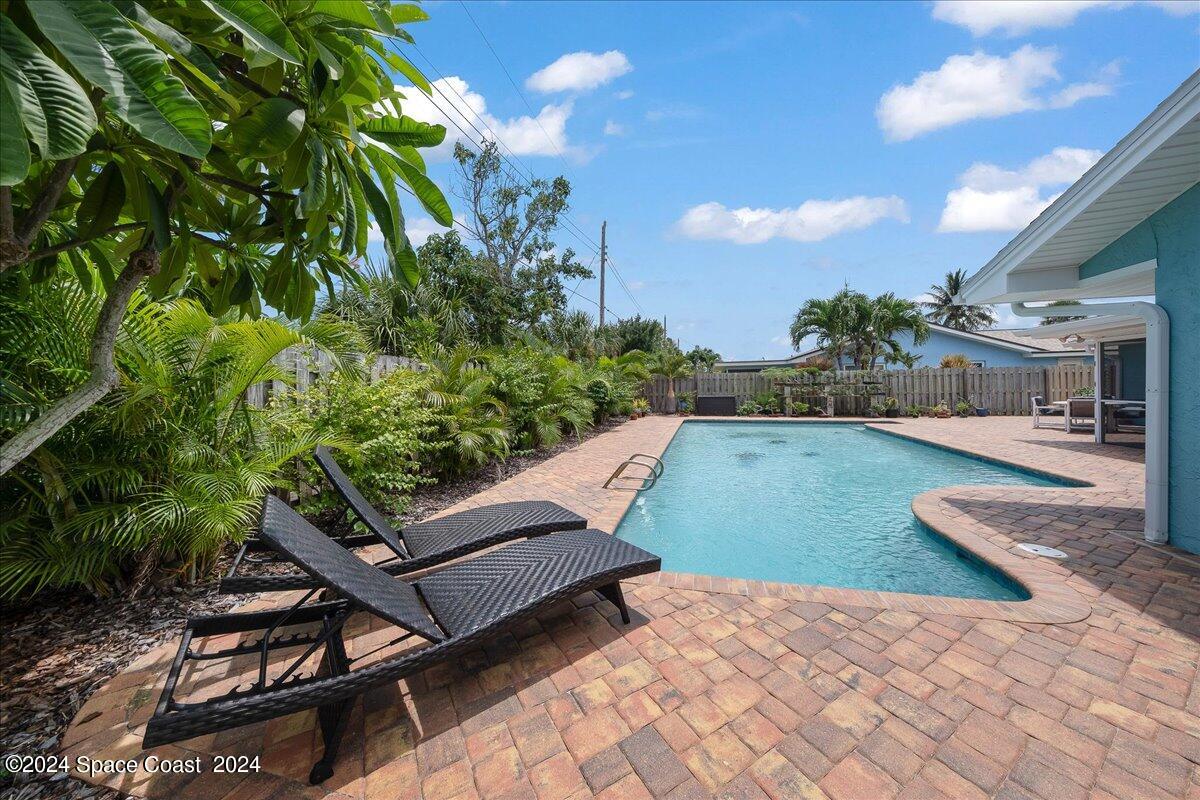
1094;338;1104;444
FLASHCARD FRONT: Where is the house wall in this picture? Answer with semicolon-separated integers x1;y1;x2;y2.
867;329;1086;369
1078;184;1200;554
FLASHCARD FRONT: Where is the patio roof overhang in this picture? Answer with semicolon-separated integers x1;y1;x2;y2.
955;71;1200;306
1014;315;1146;343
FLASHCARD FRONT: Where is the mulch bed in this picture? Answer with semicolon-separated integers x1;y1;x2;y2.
0;418;627;800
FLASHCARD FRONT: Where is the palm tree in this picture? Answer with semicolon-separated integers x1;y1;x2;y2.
791;289;929;370
789;289;860;367
649;351;693;414
1038;300;1088;325
922;269;996;331
866;293;930;370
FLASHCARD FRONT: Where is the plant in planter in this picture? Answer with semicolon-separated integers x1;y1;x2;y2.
932;402;952;419
736;400;758;416
884;397;900;418
868;403;886;418
793;401;811;416
631;398;650;419
906;404;922;418
752;391;780;415
955;400;972;417
1073;386;1095;397
676;391;696;415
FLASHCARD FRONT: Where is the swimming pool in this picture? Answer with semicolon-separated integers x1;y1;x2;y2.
614;422;1065;600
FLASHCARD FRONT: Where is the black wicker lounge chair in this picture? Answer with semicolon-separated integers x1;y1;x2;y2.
221;446;587;593
146;496;659;784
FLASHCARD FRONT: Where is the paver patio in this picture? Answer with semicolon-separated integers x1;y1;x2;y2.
58;416;1199;800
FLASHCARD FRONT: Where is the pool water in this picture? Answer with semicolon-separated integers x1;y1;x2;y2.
614;422;1059;600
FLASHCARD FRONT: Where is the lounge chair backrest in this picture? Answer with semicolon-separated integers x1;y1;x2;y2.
1031;395;1046;407
314;446;406;557
259;495;444;641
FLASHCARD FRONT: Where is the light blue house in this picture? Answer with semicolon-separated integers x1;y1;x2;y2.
716;321;1087;372
957;70;1199;554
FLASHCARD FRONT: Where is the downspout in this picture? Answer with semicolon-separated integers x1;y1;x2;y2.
1010;301;1169;544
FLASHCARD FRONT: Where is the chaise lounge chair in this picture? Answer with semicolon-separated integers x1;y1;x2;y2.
221;446;587;593
146;495;659;784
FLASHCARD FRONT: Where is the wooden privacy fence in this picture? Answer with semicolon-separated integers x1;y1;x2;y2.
245;347;419;408
643;364;1094;416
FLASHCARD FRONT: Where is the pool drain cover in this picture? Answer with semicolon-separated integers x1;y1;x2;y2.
1018;543;1069;559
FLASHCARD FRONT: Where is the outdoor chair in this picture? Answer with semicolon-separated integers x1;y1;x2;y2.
1067;397;1097;432
221;446;587;593
146;495;660;785
1030;395;1063;429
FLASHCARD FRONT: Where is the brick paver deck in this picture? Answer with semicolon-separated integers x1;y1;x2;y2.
57;416;1199;800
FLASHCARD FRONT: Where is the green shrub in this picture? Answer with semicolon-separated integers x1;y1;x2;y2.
906;404;922;418
793;401;811;415
0;279;362;598
736;400;758;416
277;369;439;515
489;348;593;449
752;391;780;414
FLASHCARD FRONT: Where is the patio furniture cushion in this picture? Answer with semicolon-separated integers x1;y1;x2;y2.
417;529;661;638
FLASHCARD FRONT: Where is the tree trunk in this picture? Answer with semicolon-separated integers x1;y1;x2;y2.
0;157;79;272
0;248;159;475
665;382;677;415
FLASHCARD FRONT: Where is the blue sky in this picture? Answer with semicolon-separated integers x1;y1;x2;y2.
388;0;1199;359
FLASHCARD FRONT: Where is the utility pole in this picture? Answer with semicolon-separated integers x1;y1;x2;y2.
598;221;607;327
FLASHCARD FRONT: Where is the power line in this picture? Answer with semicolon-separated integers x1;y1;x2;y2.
384;38;632;318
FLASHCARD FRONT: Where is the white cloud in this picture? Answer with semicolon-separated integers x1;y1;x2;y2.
393;77;587;161
526;50;632;93
932;1;1196;37
938;146;1103;232
614;89;635;100
876;46;1118;141
368;215;464;247
603;119;626;136
675;196;909;245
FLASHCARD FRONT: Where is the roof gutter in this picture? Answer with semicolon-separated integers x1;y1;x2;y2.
1010;301;1169;544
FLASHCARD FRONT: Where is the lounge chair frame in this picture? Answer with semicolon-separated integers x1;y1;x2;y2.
146;498;658;785
221;447;587;594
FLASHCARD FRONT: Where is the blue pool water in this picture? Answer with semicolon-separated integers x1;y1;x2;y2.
614;422;1060;600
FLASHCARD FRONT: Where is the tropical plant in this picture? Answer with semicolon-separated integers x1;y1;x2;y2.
0;0;451;474
649;350;693;414
322;257;471;356
939;353;974;368
1039;300;1088;325
276;369;440;516
0;275;362;597
418;346;509;475
603;315;670;356
541;309;600;361
752;391;780;414
488;347;594;450
922;269;997;331
906;404;922;418
790;288;929;370
685;345;721;372
956;400;973;416
736;401;757;417
586;351;649;421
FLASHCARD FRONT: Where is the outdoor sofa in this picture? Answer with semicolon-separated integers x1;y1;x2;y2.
221;446;587;593
145;495;660;784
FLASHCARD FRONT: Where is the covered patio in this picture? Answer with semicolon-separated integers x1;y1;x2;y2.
1017;317;1149;446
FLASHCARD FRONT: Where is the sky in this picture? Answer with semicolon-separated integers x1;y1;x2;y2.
383;0;1200;360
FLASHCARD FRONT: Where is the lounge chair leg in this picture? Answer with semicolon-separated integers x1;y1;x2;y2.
597;582;631;624
309;623;352;785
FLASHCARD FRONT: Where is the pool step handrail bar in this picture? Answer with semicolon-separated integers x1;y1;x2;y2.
603;453;665;491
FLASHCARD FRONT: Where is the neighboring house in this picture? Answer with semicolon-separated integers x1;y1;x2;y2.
955;70;1198;554
716;322;1089;373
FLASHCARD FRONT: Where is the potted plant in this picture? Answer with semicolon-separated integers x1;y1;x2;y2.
676;391;696;415
932;402;952;419
867;403;885;418
883;397;900;418
906;404;922;418
631;398;650;419
955;400;972;418
736;400;758;416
